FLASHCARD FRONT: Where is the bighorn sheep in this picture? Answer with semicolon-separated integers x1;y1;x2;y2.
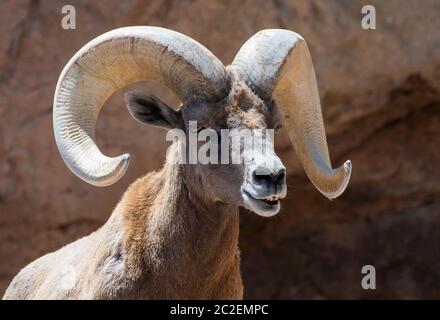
3;27;351;299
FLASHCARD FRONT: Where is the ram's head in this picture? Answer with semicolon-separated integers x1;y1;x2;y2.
53;27;351;217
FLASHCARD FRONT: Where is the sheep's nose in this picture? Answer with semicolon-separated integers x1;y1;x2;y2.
251;164;286;187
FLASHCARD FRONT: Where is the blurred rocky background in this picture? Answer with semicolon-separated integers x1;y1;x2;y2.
1;0;439;298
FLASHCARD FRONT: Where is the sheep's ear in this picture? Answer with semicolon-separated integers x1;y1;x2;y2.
125;91;183;130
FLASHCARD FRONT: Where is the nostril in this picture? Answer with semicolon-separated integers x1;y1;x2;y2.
252;171;272;185
274;169;286;184
252;168;286;186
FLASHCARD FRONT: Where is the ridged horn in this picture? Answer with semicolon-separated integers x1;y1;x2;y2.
53;26;229;186
232;29;351;199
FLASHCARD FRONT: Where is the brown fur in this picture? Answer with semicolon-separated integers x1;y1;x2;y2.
3;146;242;299
118;158;242;299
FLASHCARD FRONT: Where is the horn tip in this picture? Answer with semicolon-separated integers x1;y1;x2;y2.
90;153;130;187
343;160;352;175
117;152;131;177
121;153;130;162
322;159;352;201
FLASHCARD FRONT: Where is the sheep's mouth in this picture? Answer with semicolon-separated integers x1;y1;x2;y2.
241;188;281;217
261;196;279;205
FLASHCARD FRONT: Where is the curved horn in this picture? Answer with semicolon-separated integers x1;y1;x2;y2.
54;26;229;186
232;29;351;199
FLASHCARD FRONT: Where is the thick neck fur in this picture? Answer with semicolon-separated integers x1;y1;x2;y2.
111;145;242;299
2;145;242;300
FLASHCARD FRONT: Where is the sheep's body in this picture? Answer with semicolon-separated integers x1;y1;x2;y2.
4;148;243;299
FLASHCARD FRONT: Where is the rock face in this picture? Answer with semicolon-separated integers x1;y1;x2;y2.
1;0;439;298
